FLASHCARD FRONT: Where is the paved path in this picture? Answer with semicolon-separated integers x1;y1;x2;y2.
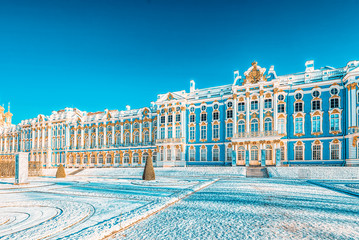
117;178;359;240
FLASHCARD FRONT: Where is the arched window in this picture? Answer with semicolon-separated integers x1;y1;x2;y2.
200;125;207;140
237;146;245;162
278;118;285;134
265;145;272;161
175;148;181;161
213;124;219;139
123;153;130;163
226;123;233;138
142;152;149;163
107;134;112;147
251;119;258;132
294;145;303;160
85;135;89;148
312;143;322;160
99;135;104;147
91;134;96;148
83;155;88;164
226;147;232;162
330;143;340;160
125;132;130;145
251;146;258;161
77;135;81;149
116;133;121;146
115;154;120;164
264;118;272;132
70;155;74;164
330;114;340;131
153;151;157;162
200;147;207;161
312;116;321;133
295;117;304;134
70;137;74;149
91;155;96;164
144;131;150;144
167;149;172;161
134;132;140;145
251;100;258;110
133;153;139;163
153;130;157;140
98;154;104;164
168;126;173;138
176;126;181;138
189;148;195;161
106;154;112;164
76;154;81;164
212;147;219;161
238;120;245;133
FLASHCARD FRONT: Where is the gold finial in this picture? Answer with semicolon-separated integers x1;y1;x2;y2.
251;61;258;67
8;102;10;113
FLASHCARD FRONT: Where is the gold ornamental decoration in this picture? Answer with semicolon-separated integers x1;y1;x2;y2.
244;61;267;84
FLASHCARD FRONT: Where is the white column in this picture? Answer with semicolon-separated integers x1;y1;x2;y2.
157;113;160;139
19;132;23;151
32;128;35;150
41;127;45;149
37;129;40;150
233;97;238;134
181;107;186;139
347;87;352;128
246;94;250;132
259;94;264;132
172;111;175;138
112;124;115;145
351;87;356;127
12;136;15;152
120;123;124;144
104;124;107;147
81;128;84;149
139;120;143;143
95;125;99;148
130;121;133;143
48;127;51;149
149;121;152;142
165;112;168;138
273;90;278;131
66;125;70;148
74;129;78;149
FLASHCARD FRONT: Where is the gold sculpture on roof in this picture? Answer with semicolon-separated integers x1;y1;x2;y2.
0;103;12;127
244;61;267;84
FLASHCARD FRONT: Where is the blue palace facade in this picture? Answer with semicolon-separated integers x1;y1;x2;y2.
1;60;359;168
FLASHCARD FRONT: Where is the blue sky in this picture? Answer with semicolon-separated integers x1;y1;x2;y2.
0;0;358;123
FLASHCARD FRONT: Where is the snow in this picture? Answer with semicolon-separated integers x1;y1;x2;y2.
117;178;359;240
1;168;359;240
0;172;215;240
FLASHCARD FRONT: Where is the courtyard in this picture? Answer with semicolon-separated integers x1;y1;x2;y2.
0;168;358;240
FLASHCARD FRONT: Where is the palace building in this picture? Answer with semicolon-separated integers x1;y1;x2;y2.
1;60;359;168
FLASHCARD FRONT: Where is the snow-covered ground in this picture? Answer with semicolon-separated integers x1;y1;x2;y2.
1;168;359;240
117;178;359;240
0;173;215;240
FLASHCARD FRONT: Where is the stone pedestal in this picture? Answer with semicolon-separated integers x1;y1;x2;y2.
15;152;29;185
